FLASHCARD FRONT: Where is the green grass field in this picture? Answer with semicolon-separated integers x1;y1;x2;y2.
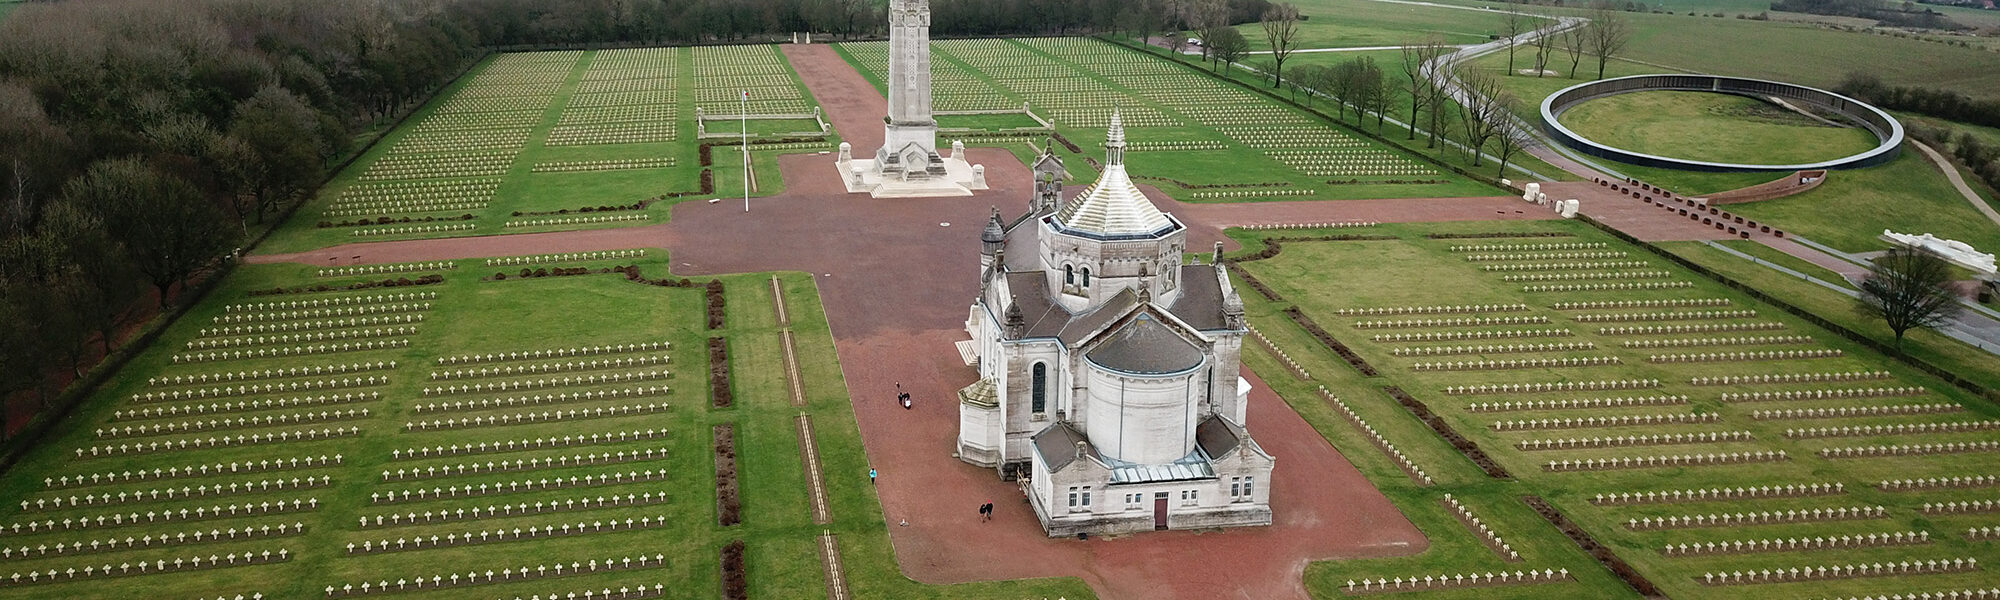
1229;219;2000;599
1557;91;1881;164
0;252;1093;599
1238;0;1513;49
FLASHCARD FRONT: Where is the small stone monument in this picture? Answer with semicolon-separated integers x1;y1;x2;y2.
1557;199;1580;218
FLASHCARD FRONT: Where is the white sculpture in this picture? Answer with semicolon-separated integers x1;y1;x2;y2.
1522;183;1542;204
1881;230;1996;275
1557;199;1580;219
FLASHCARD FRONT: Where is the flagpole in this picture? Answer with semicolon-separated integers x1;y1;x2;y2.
741;90;750;213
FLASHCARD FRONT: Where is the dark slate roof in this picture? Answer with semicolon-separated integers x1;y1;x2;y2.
1056;289;1140;345
1003;272;1070;340
1195;416;1242;458
1032;421;1090;472
1086;313;1205;375
1169;265;1226;331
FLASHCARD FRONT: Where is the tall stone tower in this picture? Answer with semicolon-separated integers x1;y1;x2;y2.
834;0;987;197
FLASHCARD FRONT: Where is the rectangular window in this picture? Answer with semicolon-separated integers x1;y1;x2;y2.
1244;476;1255;499
1182;489;1199;506
1230;477;1241;498
1081;486;1092;508
1067;486;1078;509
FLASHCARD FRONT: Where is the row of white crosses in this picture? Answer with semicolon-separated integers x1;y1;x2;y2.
1491;412;1717;431
1722;386;1926;403
1446;378;1661;396
410;386;671;414
351;223;477;237
1819;588;2000;600
322;554;668;596
478;584;664;599
378;449;665;482
358;491;666;529
403;404;668;432
1410;356;1620;372
1514;430;1753;451
1628;504;1885;530
46;455;341;489
1822;441;2000;459
98;409;370;438
188;326;418;349
392;429;666;461
1501;270;1672;282
212;303;430;324
0;499;318;535
1590;482;1844;506
358;152;513;181
1239;222;1381;231
1465;250;1626;261
1581;311;1761;325
1450;242;1609;252
130;377;389;404
1391;342;1595;357
315;262;457;278
1344;568;1569;593
1752;403;1963;421
348;516;668;555
529;157;678;173
1372;328;1573;343
1878;475;1998;492
1971;527;2000;540
1551;297;1730;310
1522;281;1694;292
373;471;666;504
1353;316;1549;329
1441;494;1517;561
1649;349;1845;363
333;181;497;210
1790;420;2000;439
175;339;413;363
1699;558;1977;586
1600;322;1788;336
1666;530;1930;556
485;250;647;267
199;314;424;337
116;393;380;421
419;370;671;396
1482;261;1651;272
1692;370;1891;386
1922;500;2000;515
436;342;671;366
1467;395;1688;413
21;477;330;511
1;522;304;560
429;355;672;380
1248;327;1312;381
1335;303;1529;316
1186;188;1312;199
324;202;486;217
147;362;395;387
504;214;650;228
76;427;361;458
1545;450;1788;472
1316;387;1430;485
1622;335;1814;349
223;291;436;313
3;549;289;586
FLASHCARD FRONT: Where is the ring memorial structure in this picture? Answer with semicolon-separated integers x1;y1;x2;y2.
1540;74;1904;173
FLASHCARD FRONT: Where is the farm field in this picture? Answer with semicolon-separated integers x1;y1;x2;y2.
836;37;1505;203
0;252;1093;599
1556;90;1881;165
257;46;831;255
1227;219;2000;599
1246;0;1509;49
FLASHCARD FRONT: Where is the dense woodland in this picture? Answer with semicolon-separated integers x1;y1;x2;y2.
0;0;1273;414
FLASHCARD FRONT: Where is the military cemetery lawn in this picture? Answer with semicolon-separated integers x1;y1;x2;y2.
836;37;1504;203
1227;219;2000;599
1556;91;1882;165
0;252;1092;599
257;46;828;255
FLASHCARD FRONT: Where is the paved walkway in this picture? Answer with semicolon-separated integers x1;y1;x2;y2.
1914;140;2000;229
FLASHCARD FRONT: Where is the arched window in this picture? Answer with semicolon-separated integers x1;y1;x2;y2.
1031;363;1047;413
1063;264;1074;286
1080;267;1092;287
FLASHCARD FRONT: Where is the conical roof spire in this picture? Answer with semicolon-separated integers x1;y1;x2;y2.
981;206;1005;254
1104;107;1125;166
1051;108;1174;239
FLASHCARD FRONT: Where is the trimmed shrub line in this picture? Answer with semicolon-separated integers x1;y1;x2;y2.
705;279;727;330
708;337;732;409
713;425;739;527
721;539;747;600
1381;386;1510;479
1282;307;1377;376
1523;495;1663;598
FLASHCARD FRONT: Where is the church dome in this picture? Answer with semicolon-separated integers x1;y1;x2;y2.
1086;313;1204;375
1050;110;1177;240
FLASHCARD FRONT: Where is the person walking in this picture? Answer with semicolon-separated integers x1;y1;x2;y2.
869;468;877;485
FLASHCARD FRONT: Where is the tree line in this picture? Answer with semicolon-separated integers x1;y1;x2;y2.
0;0;1286;413
1836;73;2000;200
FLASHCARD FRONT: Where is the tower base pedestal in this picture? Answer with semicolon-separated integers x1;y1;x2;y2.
836;142;988;198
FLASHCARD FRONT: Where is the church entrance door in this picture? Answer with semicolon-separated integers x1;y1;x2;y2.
1152;492;1169;530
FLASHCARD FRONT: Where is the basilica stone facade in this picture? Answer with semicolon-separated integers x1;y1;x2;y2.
957;112;1275;537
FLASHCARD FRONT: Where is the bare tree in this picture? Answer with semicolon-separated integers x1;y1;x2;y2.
1586;5;1632;80
1455;69;1510;166
1208;27;1249;76
1500;11;1531;75
1858;245;1962;348
1191;0;1230;62
1260;3;1301;88
1530;18;1557;78
1398;39;1445;142
1561;20;1588;78
1492;102;1537;177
